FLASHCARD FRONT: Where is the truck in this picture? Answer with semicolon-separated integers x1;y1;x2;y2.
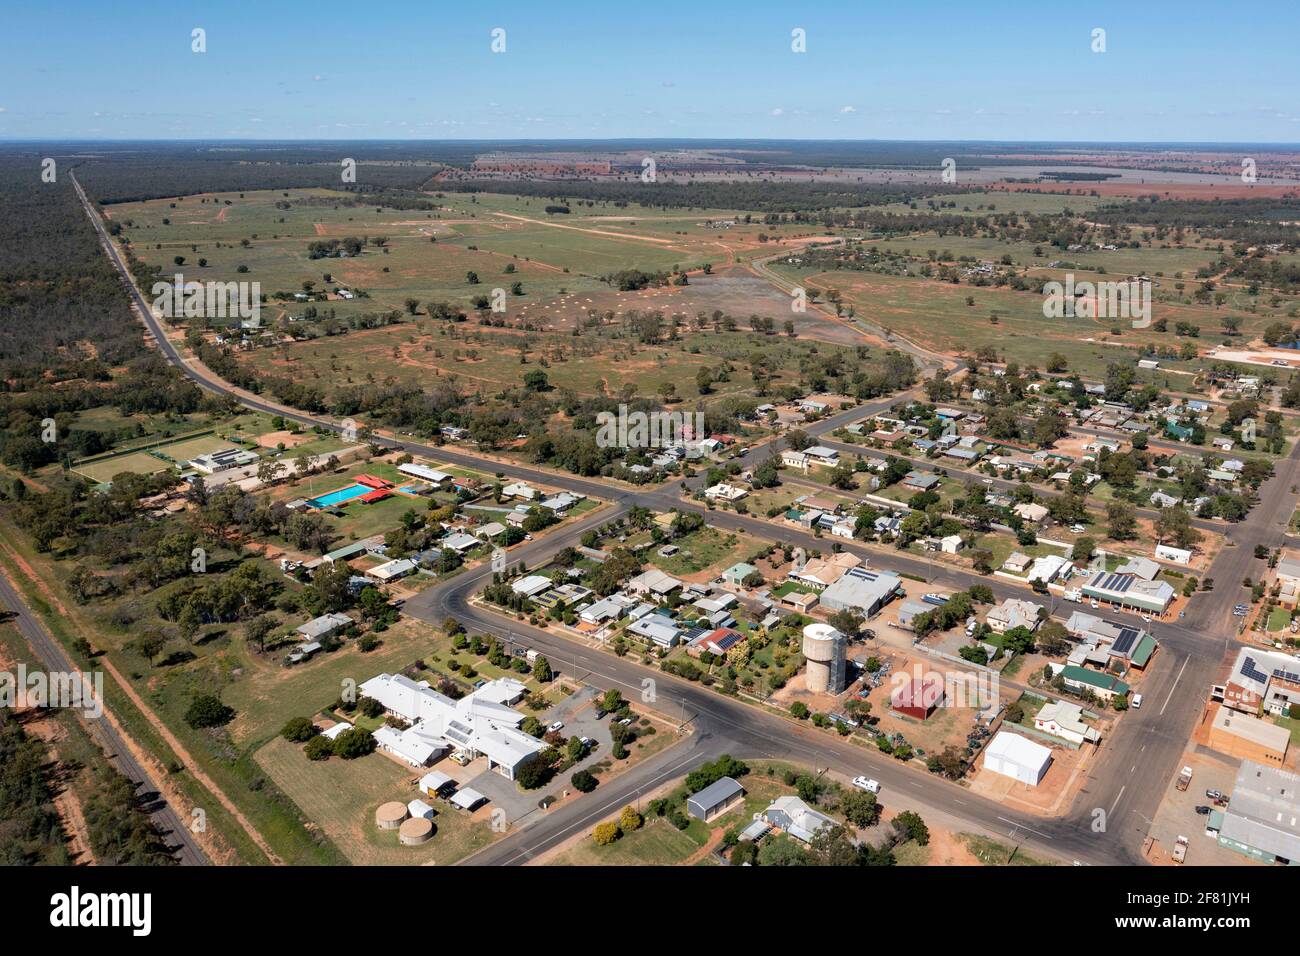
1063;588;1083;603
1175;766;1193;791
921;593;949;607
1172;835;1189;864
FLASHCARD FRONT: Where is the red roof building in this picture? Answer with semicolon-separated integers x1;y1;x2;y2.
890;675;945;720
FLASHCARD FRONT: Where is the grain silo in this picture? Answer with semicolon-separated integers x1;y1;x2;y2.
802;622;846;693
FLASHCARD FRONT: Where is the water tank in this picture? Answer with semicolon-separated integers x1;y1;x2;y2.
399;817;434;845
375;801;409;830
802;623;847;693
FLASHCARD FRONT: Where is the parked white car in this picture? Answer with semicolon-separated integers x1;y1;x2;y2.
1131;693;1143;709
852;776;881;794
547;721;565;733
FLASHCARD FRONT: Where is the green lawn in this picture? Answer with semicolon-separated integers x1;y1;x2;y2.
255;735;496;865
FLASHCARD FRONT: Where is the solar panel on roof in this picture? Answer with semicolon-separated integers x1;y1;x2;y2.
1112;627;1139;655
1241;656;1270;685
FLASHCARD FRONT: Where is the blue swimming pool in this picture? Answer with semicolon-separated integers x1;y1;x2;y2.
308;483;370;508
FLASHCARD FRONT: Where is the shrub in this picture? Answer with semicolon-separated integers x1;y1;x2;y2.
593;822;621;845
184;694;234;729
571;769;598;793
331;728;376;759
304;735;334;761
281;716;319;742
619;806;644;832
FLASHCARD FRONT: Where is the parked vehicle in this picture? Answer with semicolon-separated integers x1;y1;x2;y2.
1131;693;1143;709
1205;788;1224;801
1194;805;1211;815
1172;835;1189;864
1063;588;1083;603
921;593;949;607
1175;766;1193;791
547;721;565;733
852;776;881;794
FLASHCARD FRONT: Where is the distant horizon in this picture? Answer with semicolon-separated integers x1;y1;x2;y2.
3;137;1300;148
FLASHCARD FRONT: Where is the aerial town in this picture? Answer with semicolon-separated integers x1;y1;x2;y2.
0;1;1292;936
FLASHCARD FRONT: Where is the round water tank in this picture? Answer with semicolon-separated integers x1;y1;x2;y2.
399;816;434;845
376;801;409;830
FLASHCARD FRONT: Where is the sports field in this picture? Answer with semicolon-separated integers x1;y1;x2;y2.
74;450;171;483
73;432;242;482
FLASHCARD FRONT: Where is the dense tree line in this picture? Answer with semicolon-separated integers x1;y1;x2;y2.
0;156;148;379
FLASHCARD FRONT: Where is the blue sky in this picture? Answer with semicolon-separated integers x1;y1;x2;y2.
1;0;1297;142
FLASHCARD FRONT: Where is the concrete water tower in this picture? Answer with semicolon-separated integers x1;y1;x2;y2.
802;622;847;693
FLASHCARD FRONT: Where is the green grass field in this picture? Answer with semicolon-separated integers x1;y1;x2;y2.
74;450;171;482
255;735;496;865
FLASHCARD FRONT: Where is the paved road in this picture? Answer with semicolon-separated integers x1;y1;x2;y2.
0;571;209;865
73;171;1299;867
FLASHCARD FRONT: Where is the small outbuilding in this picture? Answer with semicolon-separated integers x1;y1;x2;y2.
983;731;1053;787
686;776;746;822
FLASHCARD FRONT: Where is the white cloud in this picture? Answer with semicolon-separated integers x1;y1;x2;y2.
840;105;856;113
770;107;784;116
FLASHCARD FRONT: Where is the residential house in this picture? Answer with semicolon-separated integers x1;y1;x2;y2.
901;471;940;492
1034;700;1100;746
722;562;758;587
626;568;683;599
1013;502;1049;525
295;612;353;642
759;795;838;844
986;598;1043;634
